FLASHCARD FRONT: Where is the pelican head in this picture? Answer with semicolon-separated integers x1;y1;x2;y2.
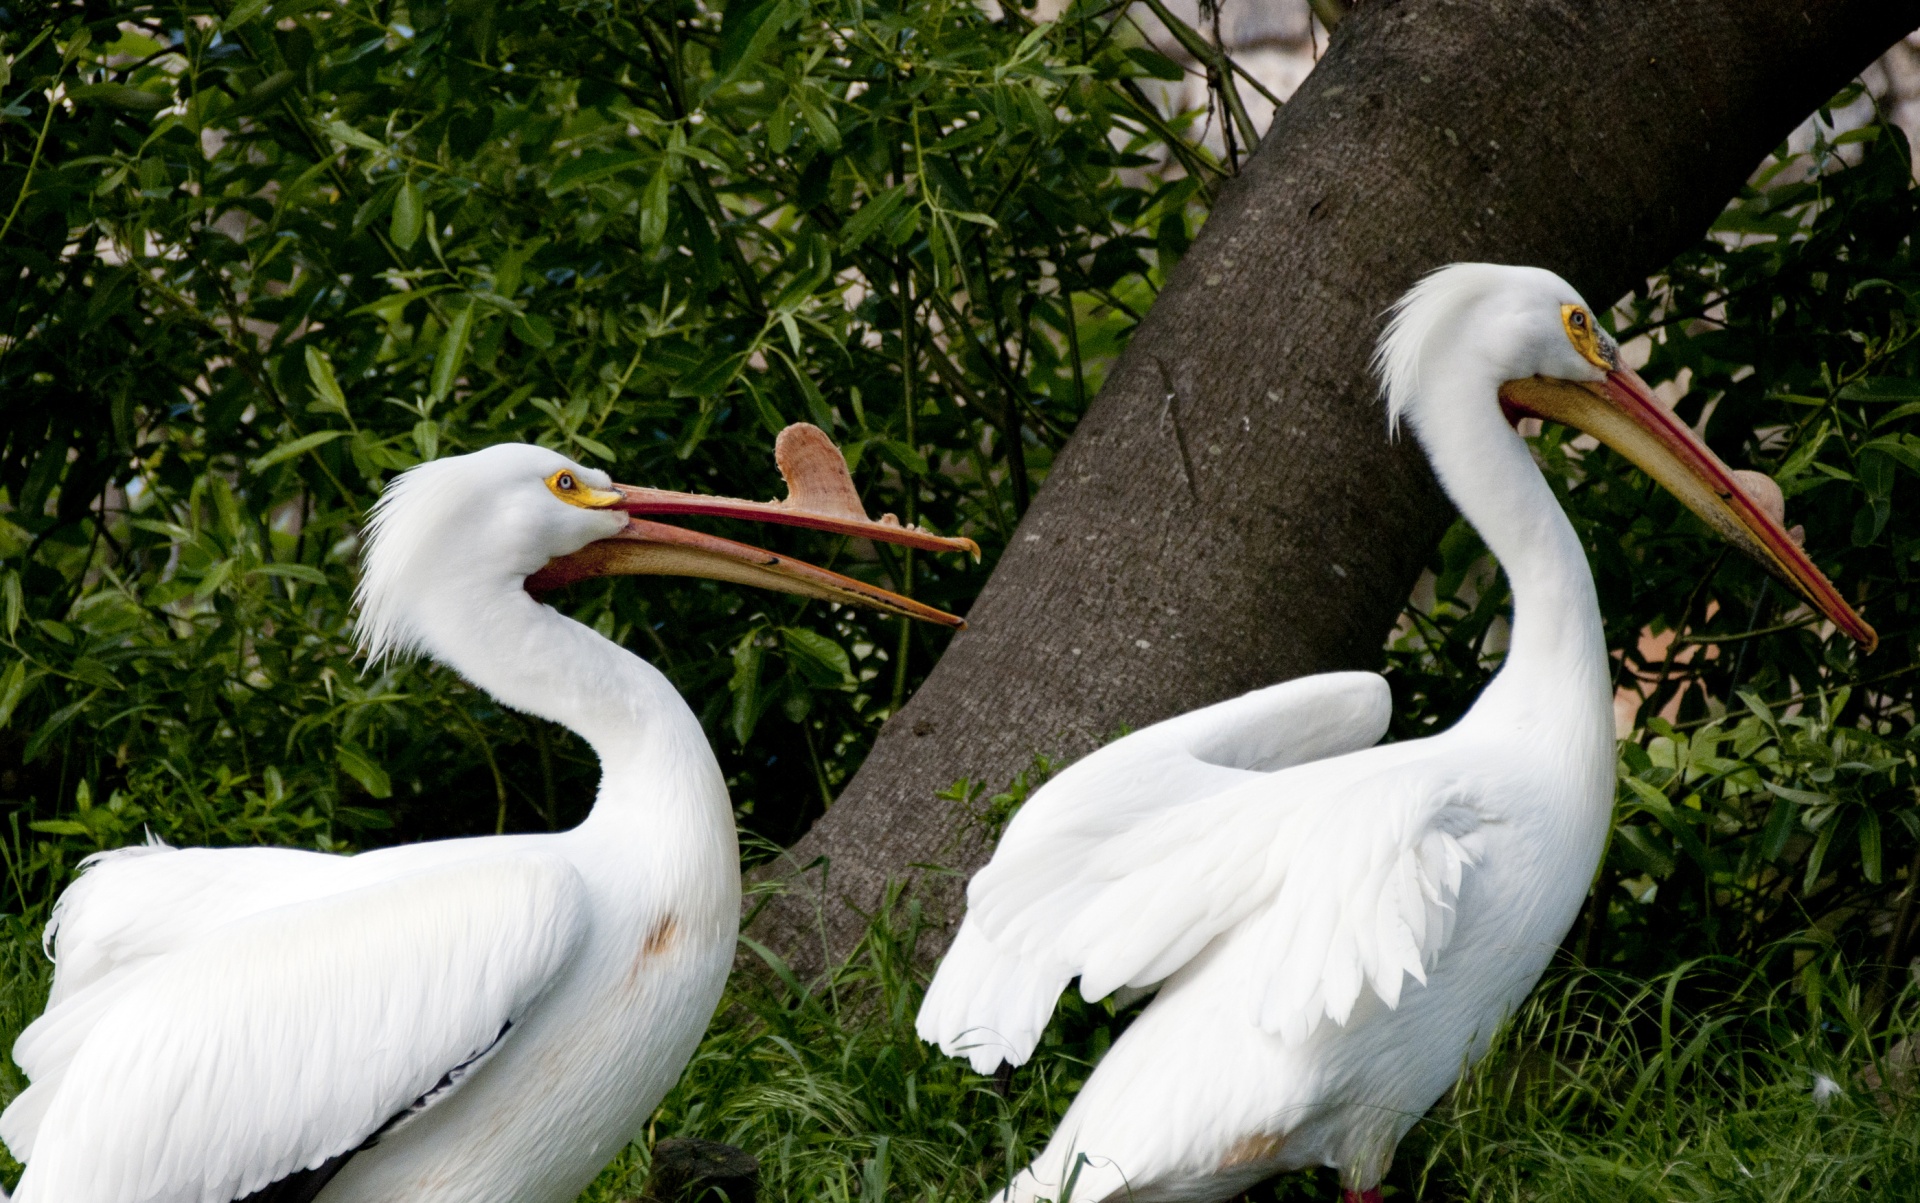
1377;262;1875;651
356;430;974;665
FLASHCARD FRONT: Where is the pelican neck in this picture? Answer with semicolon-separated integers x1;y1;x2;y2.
418;586;724;826
1409;365;1611;728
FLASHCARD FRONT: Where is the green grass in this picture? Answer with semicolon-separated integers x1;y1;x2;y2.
4;890;1919;1202
1407;961;1920;1203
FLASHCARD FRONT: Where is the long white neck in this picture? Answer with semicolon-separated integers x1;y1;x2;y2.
1410;360;1612;743
415;586;727;833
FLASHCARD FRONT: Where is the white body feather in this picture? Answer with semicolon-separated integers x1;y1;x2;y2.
2;444;741;1203
918;266;1622;1200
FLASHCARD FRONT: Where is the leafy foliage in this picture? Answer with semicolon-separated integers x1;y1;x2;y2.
0;0;1223;917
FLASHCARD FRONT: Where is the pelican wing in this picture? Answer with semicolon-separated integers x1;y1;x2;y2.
918;672;1394;1071
2;852;586;1203
37;842;392;1008
1234;774;1479;1042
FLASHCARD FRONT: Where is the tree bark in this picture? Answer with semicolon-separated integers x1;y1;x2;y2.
752;0;1920;974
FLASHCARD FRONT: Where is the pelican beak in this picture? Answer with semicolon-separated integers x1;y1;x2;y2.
1500;368;1877;652
604;423;981;560
526;424;973;628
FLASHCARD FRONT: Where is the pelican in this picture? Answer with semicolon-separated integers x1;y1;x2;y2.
1;425;973;1203
917;264;1874;1203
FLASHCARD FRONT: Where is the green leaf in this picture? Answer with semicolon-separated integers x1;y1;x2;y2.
429;303;475;407
250;563;329;585
640;166;671;249
492;239;546;299
2;570;21;636
0;660;31;728
25;697;89;763
305;347;350;415
712;0;788;83
1123;47;1185;81
322;119;388;153
840;185;910;252
206;474;244;542
672;351;748;398
232;69;298;115
768;99;793;153
512;313;555;349
1763;781;1832;807
69;658;119;691
547;150;649;196
1859;811;1883;883
29;820;93;837
249;429;347;473
222;0;272;31
1614;824;1678;877
1737;690;1776;727
729;634;765;745
1805;822;1836;893
570;432;615;462
794;92;841;152
782;626;853;687
928;120;996;154
68;83;170;112
1623;776;1673;812
194;558;236;600
741;376;787;438
1859;434;1920;477
336;744;393;798
391;179;424;250
1838;377;1920;403
877;439;928;477
1760;797;1797;862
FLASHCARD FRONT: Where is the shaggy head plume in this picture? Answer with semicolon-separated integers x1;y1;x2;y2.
353;444;620;666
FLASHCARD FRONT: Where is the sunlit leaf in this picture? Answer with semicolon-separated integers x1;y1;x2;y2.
391;179;424;250
336;744;393;799
249;430;347;473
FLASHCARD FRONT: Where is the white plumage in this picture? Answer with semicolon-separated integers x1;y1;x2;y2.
3;438;959;1203
919;264;1874;1203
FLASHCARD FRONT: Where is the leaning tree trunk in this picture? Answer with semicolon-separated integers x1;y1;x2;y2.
753;0;1920;974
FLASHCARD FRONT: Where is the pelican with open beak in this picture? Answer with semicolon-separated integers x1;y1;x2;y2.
1;424;970;1203
916;263;1872;1203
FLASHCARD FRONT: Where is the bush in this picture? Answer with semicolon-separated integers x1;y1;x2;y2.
0;0;1225;908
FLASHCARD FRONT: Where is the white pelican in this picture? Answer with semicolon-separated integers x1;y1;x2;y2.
917;264;1875;1203
1;425;973;1203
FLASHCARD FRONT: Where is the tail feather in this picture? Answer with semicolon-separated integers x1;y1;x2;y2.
917;924;1068;1074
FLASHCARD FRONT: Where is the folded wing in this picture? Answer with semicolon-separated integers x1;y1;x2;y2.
3;852;586;1203
38;842;384;1008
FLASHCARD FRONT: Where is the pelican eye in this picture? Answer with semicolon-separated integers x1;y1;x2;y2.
1560;303;1612;371
546;469;619;508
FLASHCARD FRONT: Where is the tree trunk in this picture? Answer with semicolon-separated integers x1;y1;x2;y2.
751;0;1920;974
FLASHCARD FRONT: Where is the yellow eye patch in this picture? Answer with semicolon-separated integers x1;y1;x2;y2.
545;469;623;509
1560;304;1616;371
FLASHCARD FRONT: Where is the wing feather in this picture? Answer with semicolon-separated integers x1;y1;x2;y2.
918;672;1395;1068
4;852;585;1203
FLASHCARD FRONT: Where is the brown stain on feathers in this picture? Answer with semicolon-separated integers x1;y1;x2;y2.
645;914;680;957
1218;1131;1285;1171
624;913;680;991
